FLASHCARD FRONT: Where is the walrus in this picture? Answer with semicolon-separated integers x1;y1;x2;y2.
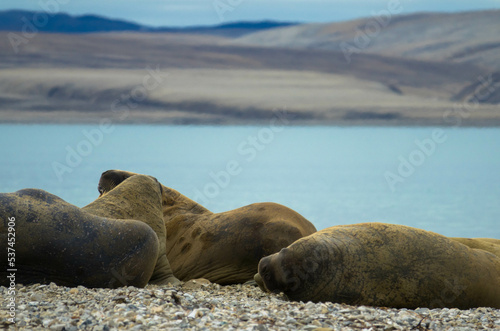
254;223;500;309
97;169;209;219
449;237;500;257
0;189;158;288
97;169;317;284
83;174;180;286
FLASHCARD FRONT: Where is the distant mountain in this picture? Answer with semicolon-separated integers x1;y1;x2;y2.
0;10;145;33
233;10;500;70
157;21;298;37
0;10;296;37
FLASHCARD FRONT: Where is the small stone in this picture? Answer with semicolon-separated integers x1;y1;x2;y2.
339;309;352;313
69;288;79;295
31;293;43;302
42;319;54;328
150;306;163;314
319;303;329;314
312;320;322;326
305;301;316;310
125;311;136;319
182;278;211;290
112;295;128;304
415;308;430;315
183;293;194;301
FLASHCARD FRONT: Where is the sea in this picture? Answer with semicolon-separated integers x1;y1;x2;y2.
1;124;499;238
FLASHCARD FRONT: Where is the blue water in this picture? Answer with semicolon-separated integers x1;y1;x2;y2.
1;124;499;238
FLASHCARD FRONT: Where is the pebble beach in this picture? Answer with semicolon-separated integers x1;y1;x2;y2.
2;280;500;330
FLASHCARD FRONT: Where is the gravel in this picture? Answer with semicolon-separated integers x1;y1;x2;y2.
2;280;500;330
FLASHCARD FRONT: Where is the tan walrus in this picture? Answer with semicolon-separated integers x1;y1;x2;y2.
0;189;159;288
255;223;500;309
84;174;180;286
449;237;500;257
97;169;317;284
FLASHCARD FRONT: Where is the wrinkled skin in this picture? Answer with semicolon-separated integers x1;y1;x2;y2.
98;170;317;284
0;189;158;288
255;223;500;309
84;175;180;286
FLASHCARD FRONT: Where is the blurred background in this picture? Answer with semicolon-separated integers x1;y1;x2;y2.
1;1;499;237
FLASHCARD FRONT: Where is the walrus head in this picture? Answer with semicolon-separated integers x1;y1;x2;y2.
97;170;208;218
97;169;171;206
98;170;163;198
98;170;136;196
255;247;311;295
255;238;334;302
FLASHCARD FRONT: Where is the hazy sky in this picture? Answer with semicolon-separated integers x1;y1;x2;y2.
1;0;499;26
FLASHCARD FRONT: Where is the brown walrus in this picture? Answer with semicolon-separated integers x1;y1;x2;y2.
254;223;500;309
0;188;159;288
449;237;500;257
84;174;180;286
97;169;317;284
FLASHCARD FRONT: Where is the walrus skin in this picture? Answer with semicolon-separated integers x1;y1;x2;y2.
255;223;500;309
449;237;500;258
83;175;180;286
97;170;318;284
0;189;158;288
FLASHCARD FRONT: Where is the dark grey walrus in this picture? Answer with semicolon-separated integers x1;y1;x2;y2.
255;223;500;309
0;189;158;288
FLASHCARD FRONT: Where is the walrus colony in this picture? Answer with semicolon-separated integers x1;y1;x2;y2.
1;169;499;309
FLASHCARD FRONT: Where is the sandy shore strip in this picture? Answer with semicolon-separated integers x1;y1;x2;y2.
1;281;499;330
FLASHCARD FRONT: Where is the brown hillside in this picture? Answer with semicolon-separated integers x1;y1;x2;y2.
0;11;499;126
234;10;500;71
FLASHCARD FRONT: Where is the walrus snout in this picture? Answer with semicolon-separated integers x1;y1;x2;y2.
257;256;270;290
254;273;266;292
257;255;283;294
98;170;136;196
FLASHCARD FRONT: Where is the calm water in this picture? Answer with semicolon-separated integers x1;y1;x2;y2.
1;124;499;238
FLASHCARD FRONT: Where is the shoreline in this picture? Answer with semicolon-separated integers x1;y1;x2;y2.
1;282;499;330
2;113;500;128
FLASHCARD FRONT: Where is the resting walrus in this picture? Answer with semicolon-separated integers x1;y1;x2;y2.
0;189;158;288
449;237;500;257
83;174;180;286
255;223;500;309
97;169;317;284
